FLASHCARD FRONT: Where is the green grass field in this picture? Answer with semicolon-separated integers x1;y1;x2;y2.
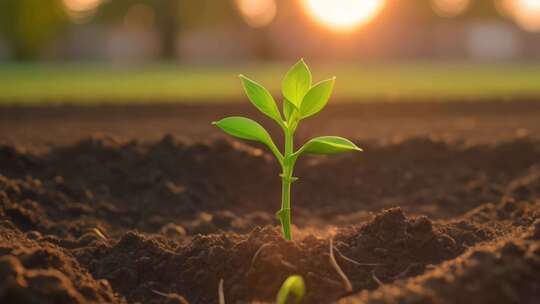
1;62;540;105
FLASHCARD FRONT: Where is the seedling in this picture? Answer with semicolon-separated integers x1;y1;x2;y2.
213;59;361;240
276;275;305;304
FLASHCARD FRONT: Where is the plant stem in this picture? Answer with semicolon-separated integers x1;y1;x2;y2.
280;174;292;240
278;128;294;240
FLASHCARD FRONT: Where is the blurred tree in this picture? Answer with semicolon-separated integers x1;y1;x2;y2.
97;0;241;60
0;0;67;60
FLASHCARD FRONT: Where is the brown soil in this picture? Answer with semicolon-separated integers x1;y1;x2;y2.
0;101;540;303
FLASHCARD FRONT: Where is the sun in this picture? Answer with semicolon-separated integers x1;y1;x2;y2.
302;0;386;32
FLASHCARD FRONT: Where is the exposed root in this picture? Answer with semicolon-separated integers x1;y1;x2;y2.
306;272;344;289
151;290;168;297
281;260;297;271
390;264;418;281
92;227;109;242
329;238;353;293
219;278;225;304
151;289;189;304
334;247;382;267
371;270;384;287
250;243;271;270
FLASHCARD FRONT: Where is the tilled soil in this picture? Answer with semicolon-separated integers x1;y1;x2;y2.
1;102;540;303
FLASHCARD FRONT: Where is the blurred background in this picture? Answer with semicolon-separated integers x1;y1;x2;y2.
1;0;540;103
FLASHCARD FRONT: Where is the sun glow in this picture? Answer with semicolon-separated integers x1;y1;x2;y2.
62;0;101;22
431;0;470;18
506;0;540;32
235;0;277;28
302;0;386;32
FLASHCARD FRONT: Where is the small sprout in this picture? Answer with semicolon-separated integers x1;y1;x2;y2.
276;275;305;304
213;59;362;240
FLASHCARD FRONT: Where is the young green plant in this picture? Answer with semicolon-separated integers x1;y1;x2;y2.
213;59;362;240
276;275;305;304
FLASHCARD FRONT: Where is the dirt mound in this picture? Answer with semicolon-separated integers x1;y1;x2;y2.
0;223;121;303
0;205;503;304
2;136;540;234
1;200;537;303
1;136;540;303
339;220;540;304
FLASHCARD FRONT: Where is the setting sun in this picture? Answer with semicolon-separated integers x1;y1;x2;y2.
506;0;540;32
302;0;386;32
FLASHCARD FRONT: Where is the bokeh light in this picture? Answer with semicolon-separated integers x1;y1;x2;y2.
62;0;101;23
301;0;386;32
235;0;277;28
431;0;470;18
501;0;540;32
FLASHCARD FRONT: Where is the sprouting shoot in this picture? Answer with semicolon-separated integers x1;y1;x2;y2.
213;59;362;240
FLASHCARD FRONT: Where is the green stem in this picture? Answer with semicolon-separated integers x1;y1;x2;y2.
278;127;295;240
280;174;292;240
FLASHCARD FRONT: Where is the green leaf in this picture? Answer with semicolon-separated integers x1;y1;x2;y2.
282;59;312;108
283;98;295;121
296;136;362;155
212;117;282;162
276;275;305;304
239;75;282;123
299;77;335;119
